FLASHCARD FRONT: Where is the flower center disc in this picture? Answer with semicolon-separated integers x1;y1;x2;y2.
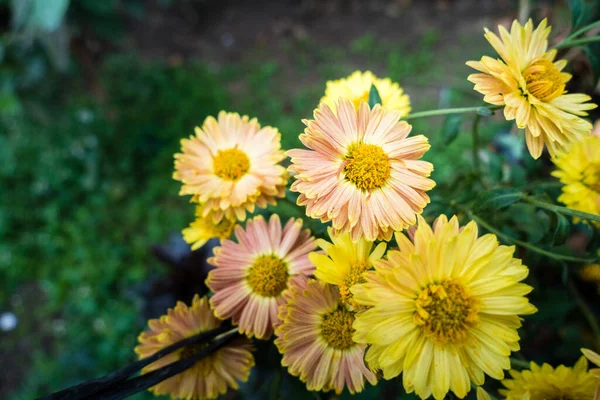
340;261;371;306
180;342;208;360
413;279;479;344
583;161;600;193
321;307;356;350
344;143;391;191
213;148;250;181
246;254;289;297
524;59;565;102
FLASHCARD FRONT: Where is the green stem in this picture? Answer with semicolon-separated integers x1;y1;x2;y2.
566;279;600;350
555;35;600;49
403;106;499;120
567;20;600;41
523;195;600;224
465;211;597;263
509;358;531;369
472;113;482;175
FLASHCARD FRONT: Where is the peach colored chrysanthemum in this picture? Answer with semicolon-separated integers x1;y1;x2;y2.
135;295;254;400
174;111;288;223
467;19;597;159
321;70;411;117
275;279;377;394
287;98;435;242
207;214;317;339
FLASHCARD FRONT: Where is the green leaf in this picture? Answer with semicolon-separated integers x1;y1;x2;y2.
32;0;70;31
583;43;600;85
476;107;493;116
441;114;462;145
552;212;571;246
368;84;382;108
475;188;522;211
569;0;591;32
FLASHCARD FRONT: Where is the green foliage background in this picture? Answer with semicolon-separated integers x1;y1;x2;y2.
1;0;599;399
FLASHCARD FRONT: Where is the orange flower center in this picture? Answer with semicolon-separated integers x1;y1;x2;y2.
524;59;565;102
246;254;289;297
344;143;391;191
213;148;250;181
340;260;371;307
413;279;479;344
320;307;356;349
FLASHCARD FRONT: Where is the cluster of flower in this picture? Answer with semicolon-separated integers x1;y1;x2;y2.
134;20;600;400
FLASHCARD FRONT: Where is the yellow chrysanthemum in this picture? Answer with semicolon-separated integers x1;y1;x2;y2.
467;19;597;159
352;215;537;400
182;205;236;250
320;70;411;116
287;98;435;242
174;111;288;223
309;227;386;308
551;134;600;226
500;357;597;400
274;279;377;394
581;348;600;399
134;295;255;400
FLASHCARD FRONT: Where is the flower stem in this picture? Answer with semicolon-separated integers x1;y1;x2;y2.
523;195;600;224
402;105;499;120
555;35;600;49
464;211;597;263
566;279;600;351
472;113;482;175
509;358;531;369
567;20;600;41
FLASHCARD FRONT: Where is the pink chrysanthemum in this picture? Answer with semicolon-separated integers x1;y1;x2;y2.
275;279;377;394
207;214;317;339
287;98;435;242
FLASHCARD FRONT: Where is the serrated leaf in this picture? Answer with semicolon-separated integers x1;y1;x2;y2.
368;84;382;108
569;0;591;32
476;107;493;116
552;212;571;246
441;114;462;145
475;188;522;211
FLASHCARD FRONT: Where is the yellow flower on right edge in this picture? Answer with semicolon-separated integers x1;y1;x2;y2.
467;19;597;159
551;134;600;225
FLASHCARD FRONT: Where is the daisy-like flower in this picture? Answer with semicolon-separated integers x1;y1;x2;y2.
134;295;254;400
207;214;316;339
321;70;411;117
275;278;377;394
287;98;435;242
467;19;597;159
182;205;236;250
551;134;600;225
352;215;537;400
174;111;288;223
499;357;597;400
309;227;386;308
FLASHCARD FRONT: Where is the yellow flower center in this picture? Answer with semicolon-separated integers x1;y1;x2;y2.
344;143;391;191
413;279;479;344
339;260;371;306
320;307;356;350
213;148;250;181
524;59;565;102
583;162;600;193
208;217;236;239
246;254;289;297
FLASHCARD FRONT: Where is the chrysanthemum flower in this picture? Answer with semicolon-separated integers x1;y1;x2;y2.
321;70;411;116
134;295;254;400
174;111;288;223
207;214;316;339
551;134;600;225
467;19;597;159
499;357;597;400
309;227;386;308
352;215;537;400
182;205;236;250
582;348;600;399
287;98;435;242
275;279;377;394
